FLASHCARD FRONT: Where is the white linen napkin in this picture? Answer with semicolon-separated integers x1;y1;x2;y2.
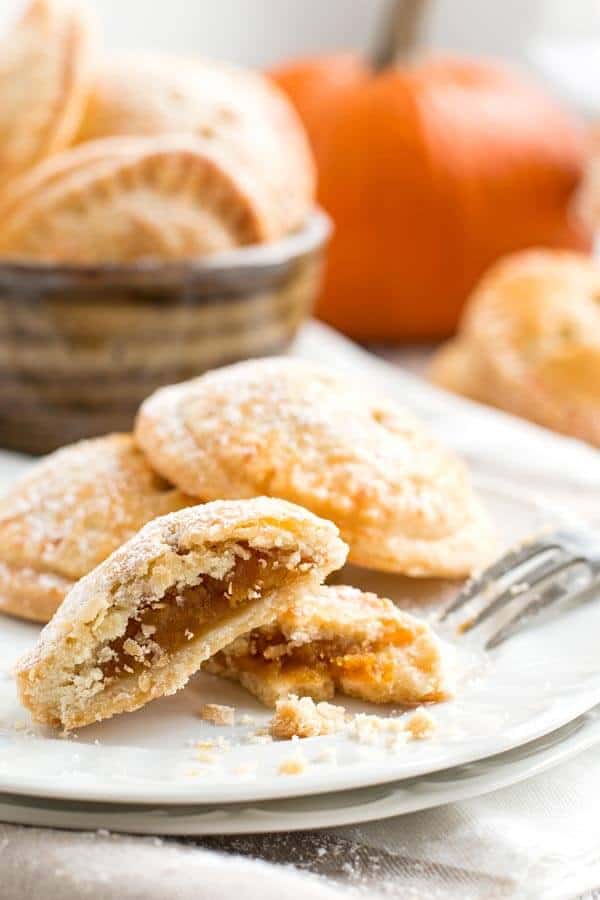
2;321;600;900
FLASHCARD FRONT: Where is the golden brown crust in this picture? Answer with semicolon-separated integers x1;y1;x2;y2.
75;52;315;237
0;433;191;622
0;0;96;191
16;497;347;730
205;584;453;707
0;134;281;262
269;695;346;739
135;357;493;577
431;250;600;446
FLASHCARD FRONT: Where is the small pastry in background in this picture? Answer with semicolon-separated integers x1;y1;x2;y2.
0;135;284;262
431;250;600;447
75;52;315;238
0;0;96;192
0;434;191;623
205;584;453;708
135;357;494;578
16;498;347;730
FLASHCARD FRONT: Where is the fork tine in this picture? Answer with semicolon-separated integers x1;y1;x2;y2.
439;538;562;622
460;554;584;634
486;561;593;649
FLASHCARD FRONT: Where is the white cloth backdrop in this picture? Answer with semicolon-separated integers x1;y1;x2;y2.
0;0;591;69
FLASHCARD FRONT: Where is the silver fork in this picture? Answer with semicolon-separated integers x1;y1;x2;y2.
439;527;600;649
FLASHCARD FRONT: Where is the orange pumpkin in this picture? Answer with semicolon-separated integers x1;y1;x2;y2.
271;54;590;340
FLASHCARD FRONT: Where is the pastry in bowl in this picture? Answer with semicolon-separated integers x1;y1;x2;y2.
0;434;191;623
16;497;347;730
431;250;600;447
135;357;493;577
0;0;95;192
0;134;287;262
205;584;453;707
75;52;315;238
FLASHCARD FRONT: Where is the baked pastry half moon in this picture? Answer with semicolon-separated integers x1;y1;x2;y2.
0;134;280;263
0;434;191;623
75;52;315;237
205;584;453;707
16;498;347;730
135;357;493;577
0;0;96;190
430;250;600;447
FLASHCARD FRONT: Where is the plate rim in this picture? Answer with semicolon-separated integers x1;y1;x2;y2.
0;706;598;834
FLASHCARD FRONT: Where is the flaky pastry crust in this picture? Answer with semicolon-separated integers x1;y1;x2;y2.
16;497;347;730
205;584;453;707
75;52;315;238
0;434;191;623
431;250;600;447
0;134;281;262
135;358;493;577
0;0;96;191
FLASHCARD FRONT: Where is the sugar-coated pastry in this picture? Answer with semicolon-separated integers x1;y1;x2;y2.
205;584;453;707
0;134;283;262
75;52;315;238
431;250;600;447
135;357;493;577
0;0;96;191
0;434;191;623
16;497;347;730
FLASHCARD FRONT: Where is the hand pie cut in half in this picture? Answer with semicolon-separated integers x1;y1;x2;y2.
0;0;95;191
205;584;453;707
0;434;191;623
135;357;493;577
16;498;347;730
430;251;600;447
75;52;315;237
0;134;281;263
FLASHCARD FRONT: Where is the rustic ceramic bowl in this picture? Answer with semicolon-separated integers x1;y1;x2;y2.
0;210;330;455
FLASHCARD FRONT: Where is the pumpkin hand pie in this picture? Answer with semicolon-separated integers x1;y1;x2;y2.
0;0;96;192
0;134;281;262
75;52;315;238
135;357;494;577
204;584;453;708
430;250;600;447
16;497;347;730
0;433;192;624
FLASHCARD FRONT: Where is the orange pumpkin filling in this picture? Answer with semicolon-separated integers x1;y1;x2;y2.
96;546;301;683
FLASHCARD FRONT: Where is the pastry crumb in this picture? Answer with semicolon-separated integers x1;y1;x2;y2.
348;707;437;746
270;695;347;739
12;720;33;734
246;732;273;745
195;749;217;764
314;746;338;765
347;712;385;745
404;707;436;740
193;736;231;754
199;703;235;726
233;763;256;777
278;752;308;775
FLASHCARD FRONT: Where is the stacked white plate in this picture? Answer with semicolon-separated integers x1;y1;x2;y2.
1;456;600;835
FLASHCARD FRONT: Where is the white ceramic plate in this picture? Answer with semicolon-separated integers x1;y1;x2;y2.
0;470;599;806
0;705;598;835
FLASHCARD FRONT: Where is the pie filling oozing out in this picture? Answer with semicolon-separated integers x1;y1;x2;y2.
16;498;347;730
95;545;299;685
205;585;453;708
